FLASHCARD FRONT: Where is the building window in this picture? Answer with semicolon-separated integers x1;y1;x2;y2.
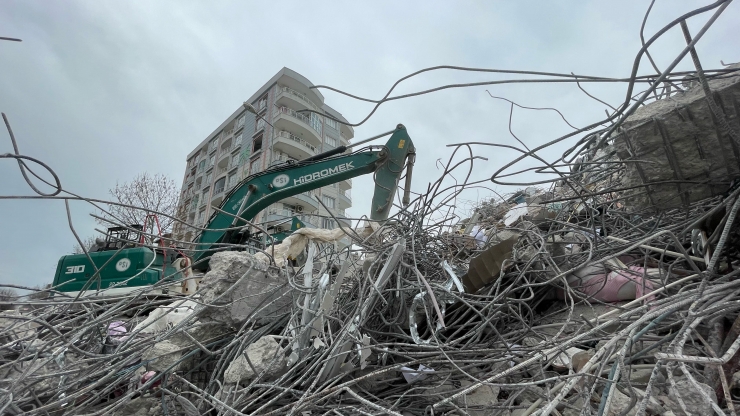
250;159;261;174
326;117;338;129
253;134;263;152
228;175;238;189
237;114;246;129
310;113;323;136
209;155;216;167
205;172;212;185
234;133;242;147
197;210;205;224
214;177;226;194
325;136;337;147
322;195;335;209
322;218;335;229
256;118;266;131
258;95;267;111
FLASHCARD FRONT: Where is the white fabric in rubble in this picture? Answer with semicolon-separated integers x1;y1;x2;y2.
132;299;198;334
255;227;349;267
469;225;486;246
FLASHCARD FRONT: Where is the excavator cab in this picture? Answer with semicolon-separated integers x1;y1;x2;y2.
90;225;144;252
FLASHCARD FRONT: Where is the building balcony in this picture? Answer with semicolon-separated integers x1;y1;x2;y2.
265;209;320;229
265;209;296;224
228;157;241;172
231;140;242;154
273;130;316;160
336;216;351;228
280;191;319;213
218;143;232;157
227;176;239;190
338;189;351;209
211;186;226;206
270;153;298;167
275;85;321;113
273;107;322;148
338;178;351;191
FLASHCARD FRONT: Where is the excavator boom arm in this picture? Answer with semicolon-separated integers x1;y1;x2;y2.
191;125;413;269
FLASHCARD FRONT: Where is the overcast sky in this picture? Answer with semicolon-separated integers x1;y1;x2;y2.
1;1;737;290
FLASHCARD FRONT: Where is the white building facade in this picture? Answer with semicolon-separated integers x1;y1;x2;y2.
175;68;353;244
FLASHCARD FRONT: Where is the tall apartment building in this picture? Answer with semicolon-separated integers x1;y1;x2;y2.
174;68;353;245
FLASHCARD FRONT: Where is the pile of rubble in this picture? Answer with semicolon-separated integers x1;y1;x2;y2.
4;64;740;416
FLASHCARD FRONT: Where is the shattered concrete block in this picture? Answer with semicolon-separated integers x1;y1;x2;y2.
605;388;638;416
551;346;585;371
511;402;533;416
1;351;90;396
666;377;717;416
169;319;224;348
458;379;499;415
198;252;292;328
571;349;595;372
143;340;182;372
110;397;161;416
356;368;397;391
732;370;740;396
427;379;499;414
604;388;663;416
224;335;287;384
561;396;587;416
509;385;544;404
612;63;740;211
0;312;39;344
461;234;519;293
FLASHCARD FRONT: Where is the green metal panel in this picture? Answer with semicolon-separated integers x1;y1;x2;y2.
52;247;166;293
191;125;413;270
267;217;306;244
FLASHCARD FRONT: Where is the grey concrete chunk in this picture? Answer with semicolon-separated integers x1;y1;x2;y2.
666;377;717;416
224;335;287;384
142;340;182;372
198;252;293;328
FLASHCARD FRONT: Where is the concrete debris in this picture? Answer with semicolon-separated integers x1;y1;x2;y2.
142;340;182;372
224;335;287;384
197;251;292;327
613;63;740;212
4;56;740;416
110;397;162;416
666;377;717;416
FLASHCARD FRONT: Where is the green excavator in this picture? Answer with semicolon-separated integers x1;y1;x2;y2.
51;125;415;297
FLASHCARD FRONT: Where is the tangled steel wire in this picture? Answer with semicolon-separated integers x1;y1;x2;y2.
3;1;740;415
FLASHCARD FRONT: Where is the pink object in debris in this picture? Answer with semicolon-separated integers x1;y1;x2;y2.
560;266;655;303
107;321;129;345
140;371;161;389
108;321;127;337
577;266;655;303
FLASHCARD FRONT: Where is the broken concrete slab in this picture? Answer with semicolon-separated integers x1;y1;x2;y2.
461;233;520;293
198;252;293;328
666;376;717;416
142;340;182;372
458;379;499;415
224;335;287;384
612;63;740;211
110;397;161;416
